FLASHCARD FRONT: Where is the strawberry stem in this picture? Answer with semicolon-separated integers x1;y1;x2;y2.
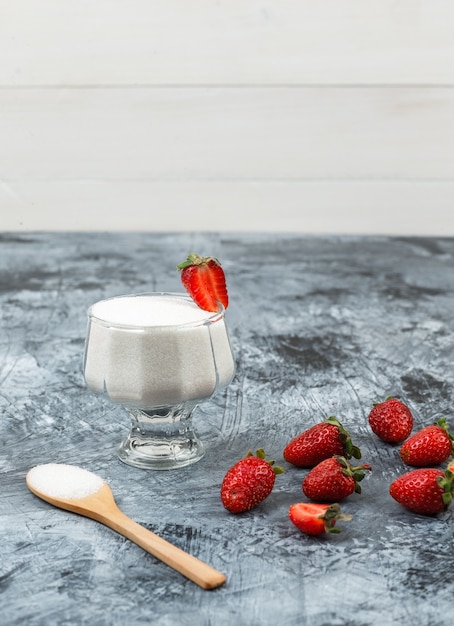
177;253;221;270
435;418;454;453
437;467;454;508
244;449;285;474
325;416;362;460
322;503;353;533
335;455;372;494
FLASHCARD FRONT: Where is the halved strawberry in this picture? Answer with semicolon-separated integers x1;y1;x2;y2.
289;502;352;535
177;253;228;313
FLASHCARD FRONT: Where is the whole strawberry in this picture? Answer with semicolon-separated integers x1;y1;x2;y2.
302;455;372;502
283;417;361;468
400;418;454;467
177;253;228;312
220;449;284;514
289;502;352;536
367;397;413;443
390;468;454;515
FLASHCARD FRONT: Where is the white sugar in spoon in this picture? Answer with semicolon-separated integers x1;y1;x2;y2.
26;463;226;590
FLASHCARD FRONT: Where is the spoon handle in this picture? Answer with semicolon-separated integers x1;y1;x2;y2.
95;505;226;589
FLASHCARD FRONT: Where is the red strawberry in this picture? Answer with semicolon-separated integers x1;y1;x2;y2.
367;397;413;443
389;467;454;515
302;455;372;502
177;253;228;312
283;417;361;468
220;449;284;514
289;502;352;535
400;418;454;467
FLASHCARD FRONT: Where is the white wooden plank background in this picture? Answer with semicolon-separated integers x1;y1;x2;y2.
4;182;454;234
2;0;453;86
2;88;453;181
1;0;454;233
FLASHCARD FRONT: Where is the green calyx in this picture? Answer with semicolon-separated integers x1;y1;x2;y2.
434;418;454;452
177;253;220;270
322;503;353;534
245;449;285;475
335;455;373;494
325;416;362;460
437;468;454;508
372;396;395;407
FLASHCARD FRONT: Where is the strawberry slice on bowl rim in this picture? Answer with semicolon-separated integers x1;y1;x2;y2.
177;253;229;313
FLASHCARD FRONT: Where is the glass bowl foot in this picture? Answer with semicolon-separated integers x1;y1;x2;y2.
117;405;205;470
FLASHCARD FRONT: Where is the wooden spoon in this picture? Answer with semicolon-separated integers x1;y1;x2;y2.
26;464;226;590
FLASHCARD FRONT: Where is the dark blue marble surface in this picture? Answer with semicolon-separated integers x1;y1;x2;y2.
1;232;454;625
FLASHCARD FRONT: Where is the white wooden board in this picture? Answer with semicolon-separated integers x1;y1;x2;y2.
1;0;453;86
1;87;453;181
2;181;453;235
1;0;453;233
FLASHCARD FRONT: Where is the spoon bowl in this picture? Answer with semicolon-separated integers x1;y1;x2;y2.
26;464;226;590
